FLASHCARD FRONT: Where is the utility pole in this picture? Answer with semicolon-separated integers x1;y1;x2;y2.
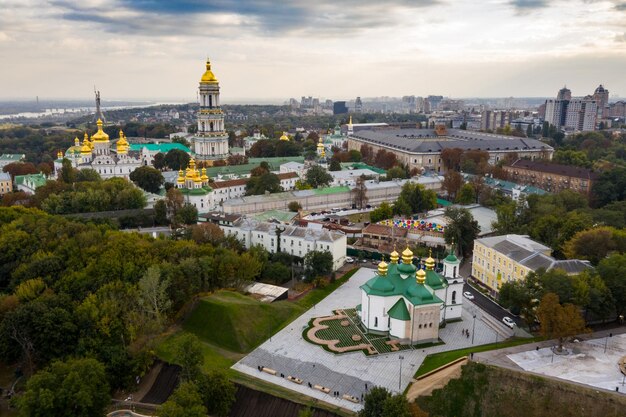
398;355;404;391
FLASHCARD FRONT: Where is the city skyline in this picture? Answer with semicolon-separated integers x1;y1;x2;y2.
1;0;626;101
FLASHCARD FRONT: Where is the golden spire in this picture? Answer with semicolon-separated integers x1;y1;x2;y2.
425;248;435;270
280;132;289;141
80;137;91;154
402;245;413;264
91;118;109;142
57;150;63;159
416;268;426;285
116;129;129;154
348;115;353;125
177;169;185;184
74;137;80;147
377;259;388;276
390;246;399;264
201;167;209;182
200;58;218;84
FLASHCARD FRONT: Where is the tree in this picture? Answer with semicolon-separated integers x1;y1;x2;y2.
393;182;437;216
536;293;588;352
262;261;291;284
153;152;166;170
2;162;38;178
288;201;302;212
174;334;203;382
443;207;480;259
491;201;522;235
159;382;208;417
75;168;101;182
303;250;333;280
176;203;198;225
245;173;282;195
138;266;171;330
154;199;168;225
329;159;342;171
456;183;476;204
592;167;626;207
440;148;463;171
553;149;592;168
305;165;333;188
298;407;314;417
360;386;390;417
197;371;236;417
381;394;412;417
386;166;406;180
16;357;110;417
129;166;165;194
370;201;393;223
165;188;184;218
348;149;362;162
59;159;76;184
442;170;463;201
164;149;191;170
562;226;619;265
190;223;224;244
596;254;626;317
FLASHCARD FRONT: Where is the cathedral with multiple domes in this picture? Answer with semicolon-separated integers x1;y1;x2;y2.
55;119;142;179
358;246;463;344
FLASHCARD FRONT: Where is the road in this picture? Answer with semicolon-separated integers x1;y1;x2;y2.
460;261;524;327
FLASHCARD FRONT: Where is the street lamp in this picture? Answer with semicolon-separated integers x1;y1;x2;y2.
398;355;405;391
471;314;477;344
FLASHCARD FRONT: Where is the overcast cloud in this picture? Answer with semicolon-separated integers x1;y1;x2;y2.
0;0;625;101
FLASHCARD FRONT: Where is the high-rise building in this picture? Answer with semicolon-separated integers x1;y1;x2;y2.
556;86;571;101
544;99;568;128
564;98;598;132
354;96;363;113
193;59;229;160
592;84;609;119
333;101;348;115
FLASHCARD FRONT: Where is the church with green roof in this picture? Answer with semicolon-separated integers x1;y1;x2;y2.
358;246;463;344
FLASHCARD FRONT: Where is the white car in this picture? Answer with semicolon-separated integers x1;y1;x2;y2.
463;291;475;300
345;257;354;264
502;316;515;329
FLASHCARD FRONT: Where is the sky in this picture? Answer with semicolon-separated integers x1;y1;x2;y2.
1;0;626;103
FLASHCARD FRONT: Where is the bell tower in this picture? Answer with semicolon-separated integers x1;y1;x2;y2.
193;58;229;161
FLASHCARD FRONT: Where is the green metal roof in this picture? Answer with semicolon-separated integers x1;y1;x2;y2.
437;198;453;207
425;269;447;290
361;263;443;306
445;253;459;263
311;186;351;195
14;173;47;188
205;156;305;178
0;154;25;161
340;162;386;174
129;143;190;153
388;299;411;321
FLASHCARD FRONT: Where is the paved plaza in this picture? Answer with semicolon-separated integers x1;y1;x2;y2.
232;268;518;411
506;334;626;394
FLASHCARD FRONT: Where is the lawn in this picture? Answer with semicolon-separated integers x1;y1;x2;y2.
413;336;543;378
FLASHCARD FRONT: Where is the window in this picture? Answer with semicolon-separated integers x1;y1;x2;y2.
374;317;378;327
451;291;457;304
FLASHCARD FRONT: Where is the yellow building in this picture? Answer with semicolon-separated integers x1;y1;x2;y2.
471;234;590;295
0;172;12;196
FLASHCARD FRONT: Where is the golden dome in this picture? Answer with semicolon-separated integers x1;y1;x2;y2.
91;119;109;142
80;138;91;154
57;150;63;159
200;59;218;84
416;268;426;284
280;132;289;141
201;167;209;182
425;249;435;270
377;260;388;276
177;169;184;184
390;249;399;264
116;130;129;154
402;246;413;264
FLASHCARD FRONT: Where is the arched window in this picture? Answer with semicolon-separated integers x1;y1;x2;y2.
209;95;213;107
453;266;457;277
201;122;205;131
452;291;457;304
374;317;378;327
210;122;214;132
418;324;422;329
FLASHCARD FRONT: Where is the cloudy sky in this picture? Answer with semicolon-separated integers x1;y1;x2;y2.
1;0;625;102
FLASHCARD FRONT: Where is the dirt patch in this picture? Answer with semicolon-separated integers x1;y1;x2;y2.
406;358;467;401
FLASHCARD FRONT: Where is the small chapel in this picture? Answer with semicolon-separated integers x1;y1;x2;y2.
358;246;463;344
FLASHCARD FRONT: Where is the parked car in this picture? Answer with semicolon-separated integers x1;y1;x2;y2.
502;316;515;329
360;259;367;264
345;257;354;264
463;291;475;300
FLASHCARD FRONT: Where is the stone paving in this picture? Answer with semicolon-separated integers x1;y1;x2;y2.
506;334;626;394
232;268;517;412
